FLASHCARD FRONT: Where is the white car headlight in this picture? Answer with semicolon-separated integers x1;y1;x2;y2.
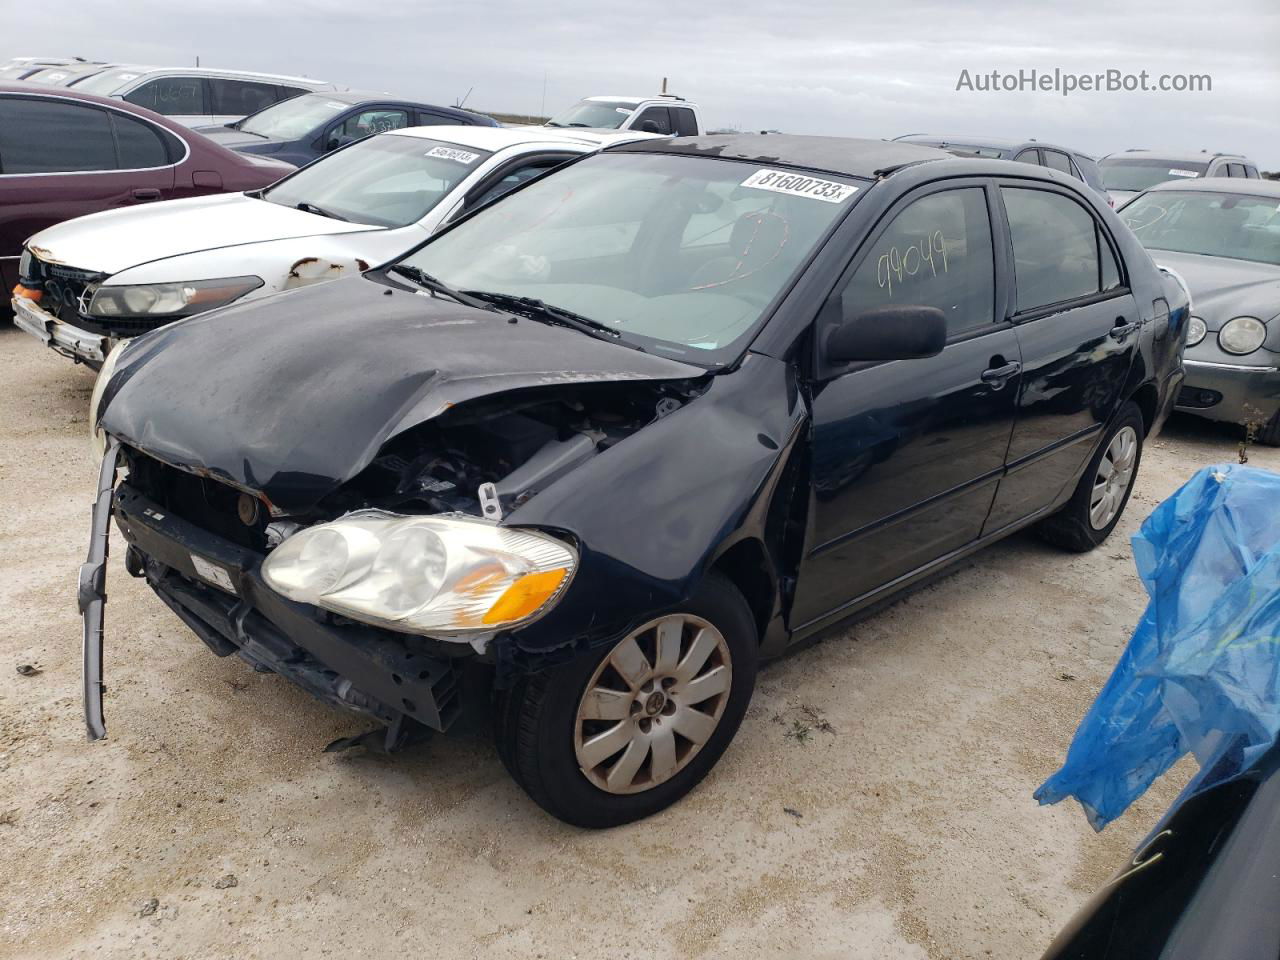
89;338;131;461
261;511;577;637
88;276;262;318
1186;315;1206;347
1218;316;1267;356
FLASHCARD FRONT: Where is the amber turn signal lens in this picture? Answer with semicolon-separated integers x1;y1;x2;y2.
12;284;42;302
483;569;569;625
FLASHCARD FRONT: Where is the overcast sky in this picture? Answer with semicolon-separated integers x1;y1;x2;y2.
7;0;1279;167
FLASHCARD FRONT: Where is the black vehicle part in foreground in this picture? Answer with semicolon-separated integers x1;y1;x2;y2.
86;135;1187;826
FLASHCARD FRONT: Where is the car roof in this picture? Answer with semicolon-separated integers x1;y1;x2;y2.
386;125;661;152
80;64;331;86
900;134;1089;156
611;134;953;178
583;96;651;106
1143;178;1280;198
1102;149;1249;163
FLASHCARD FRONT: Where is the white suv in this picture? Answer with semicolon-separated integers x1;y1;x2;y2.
545;95;703;137
67;66;338;128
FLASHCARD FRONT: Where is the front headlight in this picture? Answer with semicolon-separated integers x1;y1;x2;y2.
88;276;262;318
261;511;577;637
88;339;131;461
1218;316;1267;356
1186;315;1206;347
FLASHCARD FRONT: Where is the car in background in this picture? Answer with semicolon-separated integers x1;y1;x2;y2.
1120;178;1280;444
1;84;293;334
17;62;120;86
545;94;703;136
0;56;103;80
12;125;657;365
193;90;499;167
84;136;1185;826
67;66;336;128
894;135;1108;200
1101;149;1261;207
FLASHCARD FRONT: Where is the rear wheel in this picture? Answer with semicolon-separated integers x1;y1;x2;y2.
494;573;758;828
1037;402;1145;552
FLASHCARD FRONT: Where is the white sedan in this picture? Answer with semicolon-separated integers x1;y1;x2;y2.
12;125;658;366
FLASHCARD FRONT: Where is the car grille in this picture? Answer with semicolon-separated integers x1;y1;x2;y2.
20;252;170;337
123;448;269;552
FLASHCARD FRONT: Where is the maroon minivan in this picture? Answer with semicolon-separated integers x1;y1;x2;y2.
0;83;294;314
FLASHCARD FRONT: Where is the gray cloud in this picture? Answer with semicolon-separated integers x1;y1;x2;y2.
8;0;1279;165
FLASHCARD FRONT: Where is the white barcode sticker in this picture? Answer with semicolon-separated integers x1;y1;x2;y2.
1168;168;1200;177
740;169;858;203
425;146;481;164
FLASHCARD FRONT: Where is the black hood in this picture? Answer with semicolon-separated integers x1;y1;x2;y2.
101;276;702;512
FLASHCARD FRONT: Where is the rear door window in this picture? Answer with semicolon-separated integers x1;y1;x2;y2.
123;76;207;116
1002;187;1118;311
0;96;117;172
632;106;673;135
843;187;996;337
1042;150;1075;176
209;78;279;117
672;107;698;136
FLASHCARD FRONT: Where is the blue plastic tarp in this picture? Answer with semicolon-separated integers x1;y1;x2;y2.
1035;464;1280;830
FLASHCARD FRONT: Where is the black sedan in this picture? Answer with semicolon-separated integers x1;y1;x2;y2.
84;135;1187;826
1120;178;1280;444
193;89;498;167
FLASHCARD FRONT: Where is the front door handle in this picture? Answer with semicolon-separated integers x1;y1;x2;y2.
131;188;162;202
981;360;1021;388
1110;317;1139;342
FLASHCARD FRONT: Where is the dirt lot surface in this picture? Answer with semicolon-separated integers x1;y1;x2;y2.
3;323;1277;960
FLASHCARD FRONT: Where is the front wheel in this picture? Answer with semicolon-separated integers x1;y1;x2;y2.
494;573;758;828
1036;402;1145;552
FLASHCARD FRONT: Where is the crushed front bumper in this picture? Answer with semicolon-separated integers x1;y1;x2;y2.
12;294;110;366
79;452;464;741
1175;358;1280;426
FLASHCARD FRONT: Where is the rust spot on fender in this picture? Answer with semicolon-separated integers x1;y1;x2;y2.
356;259;370;272
286;257;347;289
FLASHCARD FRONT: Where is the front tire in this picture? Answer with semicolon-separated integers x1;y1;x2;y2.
494;573;758;828
1036;402;1145;552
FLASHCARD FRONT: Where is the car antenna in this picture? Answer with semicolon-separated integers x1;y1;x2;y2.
456;86;473;109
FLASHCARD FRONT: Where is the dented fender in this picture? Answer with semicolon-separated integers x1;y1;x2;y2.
507;352;808;656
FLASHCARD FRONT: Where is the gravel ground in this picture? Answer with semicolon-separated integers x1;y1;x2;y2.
3;323;1277;960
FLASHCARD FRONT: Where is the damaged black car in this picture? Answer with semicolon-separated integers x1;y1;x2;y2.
84;135;1188;826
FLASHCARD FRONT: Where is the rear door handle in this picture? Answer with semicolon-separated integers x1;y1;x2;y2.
981;360;1021;387
1110;318;1139;342
131;188;162;202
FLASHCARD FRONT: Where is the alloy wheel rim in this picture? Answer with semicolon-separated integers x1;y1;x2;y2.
574;614;732;795
1089;425;1138;530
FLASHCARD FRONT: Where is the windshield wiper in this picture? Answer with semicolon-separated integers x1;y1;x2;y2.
545;120;565;127
295;201;349;221
462;290;641;349
388;265;492;309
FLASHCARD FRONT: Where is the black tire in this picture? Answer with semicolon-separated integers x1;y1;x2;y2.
1037;402;1145;553
494;573;759;828
1259;410;1280;447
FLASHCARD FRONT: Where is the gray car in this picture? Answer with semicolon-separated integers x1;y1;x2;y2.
893;134;1108;201
1100;149;1261;207
1119;179;1280;444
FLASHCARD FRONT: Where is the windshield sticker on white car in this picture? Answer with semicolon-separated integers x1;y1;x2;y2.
616;107;634;115
1168;168;1200;177
740;169;858;203
425;146;481;164
116;73;139;81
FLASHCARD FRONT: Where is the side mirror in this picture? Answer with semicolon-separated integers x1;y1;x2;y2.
639;119;661;133
326;134;354;151
826;304;947;363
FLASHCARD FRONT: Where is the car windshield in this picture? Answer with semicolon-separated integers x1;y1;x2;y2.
1121;190;1280;266
239;94;348;139
72;69;145;95
546;99;635;129
1100;158;1209;192
395;152;863;364
261;134;491;227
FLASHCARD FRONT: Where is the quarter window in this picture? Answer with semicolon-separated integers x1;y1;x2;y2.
672;108;699;137
1042;150;1074;175
124;77;207;116
1003;187;1118;311
1013;150;1041;165
0;97;117;172
843;187;996;336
